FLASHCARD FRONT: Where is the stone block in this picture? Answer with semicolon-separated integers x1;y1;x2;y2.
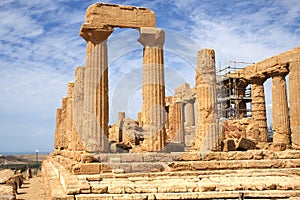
0;185;15;200
165;142;185;152
80;163;101;174
131;163;164;172
120;153;143;162
0;169;14;184
236;138;256;150
100;164;112;173
222;139;236;152
91;184;108;194
168;162;191;171
107;185;125;194
270;143;287;151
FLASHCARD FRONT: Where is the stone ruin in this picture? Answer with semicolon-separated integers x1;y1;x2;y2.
42;3;300;200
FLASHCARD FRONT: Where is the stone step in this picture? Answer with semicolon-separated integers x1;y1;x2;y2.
45;156;300;199
87;170;300;194
54;149;300;163
71;157;300;174
42;159;74;200
74;190;300;200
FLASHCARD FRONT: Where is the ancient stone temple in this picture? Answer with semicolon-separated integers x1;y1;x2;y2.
43;2;300;200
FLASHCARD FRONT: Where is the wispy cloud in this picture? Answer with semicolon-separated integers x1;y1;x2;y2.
0;0;299;152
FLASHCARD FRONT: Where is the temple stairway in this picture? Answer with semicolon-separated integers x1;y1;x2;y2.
42;150;300;200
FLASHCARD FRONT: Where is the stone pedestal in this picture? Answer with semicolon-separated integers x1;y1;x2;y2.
185;100;195;126
289;58;300;149
251;78;268;142
272;73;290;144
138;27;166;151
195;49;219;151
80;28;113;153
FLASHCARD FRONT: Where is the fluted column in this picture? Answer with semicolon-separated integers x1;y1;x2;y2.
66;82;74;150
272;72;290;144
167;100;181;142
195;49;219;152
251;78;268;142
185;99;195;126
60;97;68;150
290;58;300;149
138;27;166;151
54;108;62;150
72;67;86;151
179;102;185;144
80;28;113;153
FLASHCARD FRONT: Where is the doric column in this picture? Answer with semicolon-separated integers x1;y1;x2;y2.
72;67;86;151
80;27;113;152
54;108;62;150
138;27;166;151
251;77;268;142
167;100;181;142
185;99;195;126
60;97;68;150
289;58;300;149
66;82;74;150
179;102;185;144
272;72;290;144
195;49;219;152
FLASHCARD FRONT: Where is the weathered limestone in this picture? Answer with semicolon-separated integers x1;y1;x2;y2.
272;72;290;145
185;99;195;126
80;3;156;31
72;67;85;151
54;108;62;150
251;77;268;142
138;27;166;151
289;57;300;149
178;102;185;144
166;97;181;142
80;28;113;153
195;49;219;151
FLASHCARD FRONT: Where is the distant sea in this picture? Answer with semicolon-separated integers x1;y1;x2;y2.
0;152;50;156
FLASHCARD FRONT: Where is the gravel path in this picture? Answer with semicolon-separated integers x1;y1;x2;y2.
17;177;46;200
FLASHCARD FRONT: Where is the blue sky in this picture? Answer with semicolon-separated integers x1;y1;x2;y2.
0;0;299;153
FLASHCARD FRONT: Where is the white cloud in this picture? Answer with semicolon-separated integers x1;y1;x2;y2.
0;0;299;152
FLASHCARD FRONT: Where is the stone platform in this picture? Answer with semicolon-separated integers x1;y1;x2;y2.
42;150;300;199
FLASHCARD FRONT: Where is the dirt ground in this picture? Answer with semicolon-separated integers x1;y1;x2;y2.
16;176;46;200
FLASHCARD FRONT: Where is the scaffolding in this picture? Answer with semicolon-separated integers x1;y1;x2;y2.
217;61;253;120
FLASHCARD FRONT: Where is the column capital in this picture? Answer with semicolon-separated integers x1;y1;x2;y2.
138;27;165;48
250;76;267;85
270;70;289;78
80;25;113;44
